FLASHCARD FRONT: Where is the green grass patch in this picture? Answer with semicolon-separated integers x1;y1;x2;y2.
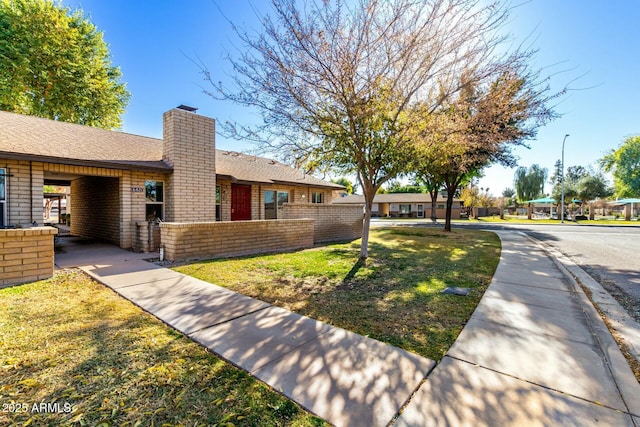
175;227;501;361
575;219;639;225
0;271;324;427
466;216;568;224
466;216;639;225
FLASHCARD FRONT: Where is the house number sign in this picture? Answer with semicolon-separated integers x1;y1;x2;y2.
131;187;144;193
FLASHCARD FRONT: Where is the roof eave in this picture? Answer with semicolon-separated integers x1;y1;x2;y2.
270;179;344;190
0;151;172;173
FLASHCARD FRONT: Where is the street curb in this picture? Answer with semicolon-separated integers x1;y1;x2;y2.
523;233;640;419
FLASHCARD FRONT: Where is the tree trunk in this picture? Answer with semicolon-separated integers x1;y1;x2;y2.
361;209;371;259
360;184;376;259
444;186;455;232
430;189;438;222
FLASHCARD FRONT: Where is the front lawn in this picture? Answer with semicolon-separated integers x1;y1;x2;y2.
175;227;501;361
0;271;324;426
467;216;639;225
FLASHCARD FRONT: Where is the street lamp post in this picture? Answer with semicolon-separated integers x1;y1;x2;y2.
561;134;569;223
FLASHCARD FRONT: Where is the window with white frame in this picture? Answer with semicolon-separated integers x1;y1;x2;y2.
399;204;411;214
311;192;324;204
145;180;164;221
0;168;6;227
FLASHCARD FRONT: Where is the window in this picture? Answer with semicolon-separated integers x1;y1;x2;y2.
417;204;424;218
264;191;276;219
0;168;6;227
145;180;163;221
277;191;289;218
264;190;289;219
311;192;323;204
215;185;221;221
399;204;411;214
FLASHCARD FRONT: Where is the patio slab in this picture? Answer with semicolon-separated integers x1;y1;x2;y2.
252;326;435;427
55;241;152;269
395;357;635;427
190;305;333;372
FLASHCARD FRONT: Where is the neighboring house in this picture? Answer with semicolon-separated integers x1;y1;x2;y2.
333;193;462;219
0;106;361;278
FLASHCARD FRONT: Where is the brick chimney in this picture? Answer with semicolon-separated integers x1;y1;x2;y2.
162;107;216;222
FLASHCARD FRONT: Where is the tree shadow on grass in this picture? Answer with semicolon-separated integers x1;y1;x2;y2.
0;277;323;427
295;228;502;361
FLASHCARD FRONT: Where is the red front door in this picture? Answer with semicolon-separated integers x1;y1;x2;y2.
231;184;252;221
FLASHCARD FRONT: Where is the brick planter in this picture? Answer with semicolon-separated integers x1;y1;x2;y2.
0;227;57;287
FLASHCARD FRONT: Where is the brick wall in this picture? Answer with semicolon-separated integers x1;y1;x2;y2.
163;108;216;222
132;221;161;253
0;227;57;287
0;159;44;227
71;176;120;245
160;219;314;262
283;203;363;243
42;163;166;249
123;170;167;248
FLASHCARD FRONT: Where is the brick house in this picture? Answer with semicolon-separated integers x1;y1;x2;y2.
0;107;363;281
333;193;462;219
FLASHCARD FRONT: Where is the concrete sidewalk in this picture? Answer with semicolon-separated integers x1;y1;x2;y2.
55;241;436;427
396;231;640;426
55;231;640;426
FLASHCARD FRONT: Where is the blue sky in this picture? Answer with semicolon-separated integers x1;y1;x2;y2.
65;0;640;196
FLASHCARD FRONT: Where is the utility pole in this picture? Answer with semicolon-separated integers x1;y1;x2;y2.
561;134;569;223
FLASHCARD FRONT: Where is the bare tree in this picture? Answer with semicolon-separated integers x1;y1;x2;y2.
204;0;533;258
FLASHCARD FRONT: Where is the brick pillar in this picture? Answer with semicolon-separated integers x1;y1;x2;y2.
162;108;216;222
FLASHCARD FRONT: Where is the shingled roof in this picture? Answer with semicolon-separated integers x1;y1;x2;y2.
0;110;342;189
216;151;342;189
0;110;169;171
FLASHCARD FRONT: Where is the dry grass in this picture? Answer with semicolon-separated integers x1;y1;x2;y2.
0;270;324;426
